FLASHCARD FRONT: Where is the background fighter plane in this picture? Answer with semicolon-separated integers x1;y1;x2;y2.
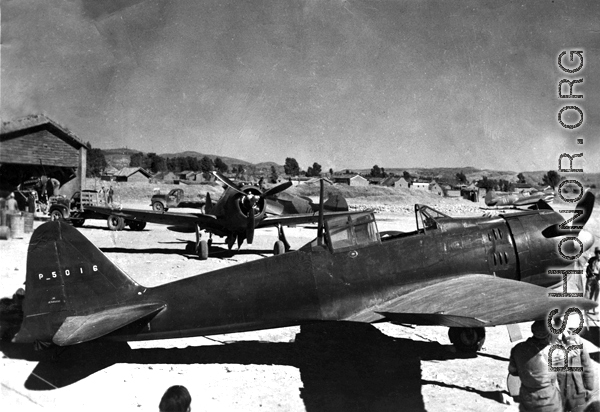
12;192;597;354
484;187;555;207
86;173;355;259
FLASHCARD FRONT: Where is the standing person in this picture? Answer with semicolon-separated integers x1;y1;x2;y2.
557;316;599;412
585;247;600;314
159;385;191;412
107;186;114;205
6;193;18;212
508;320;562;412
98;186;106;205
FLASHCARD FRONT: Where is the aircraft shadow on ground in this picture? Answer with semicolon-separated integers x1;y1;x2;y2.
1;322;509;412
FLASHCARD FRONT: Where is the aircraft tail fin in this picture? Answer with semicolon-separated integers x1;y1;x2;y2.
14;221;152;345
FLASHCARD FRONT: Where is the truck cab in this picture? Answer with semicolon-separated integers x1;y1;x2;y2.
151;188;184;212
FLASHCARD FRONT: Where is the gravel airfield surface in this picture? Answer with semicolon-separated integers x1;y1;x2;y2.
1;204;598;412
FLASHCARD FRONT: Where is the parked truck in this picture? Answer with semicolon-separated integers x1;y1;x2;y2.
151;188;204;212
48;190;146;231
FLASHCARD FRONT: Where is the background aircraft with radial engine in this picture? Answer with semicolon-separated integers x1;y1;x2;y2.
86;173;357;259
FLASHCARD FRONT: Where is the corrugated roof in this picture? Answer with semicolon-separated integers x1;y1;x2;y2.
1;114;87;149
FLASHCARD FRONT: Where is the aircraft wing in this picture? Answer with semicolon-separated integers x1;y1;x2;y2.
85;206;222;231
258;210;365;228
349;274;596;327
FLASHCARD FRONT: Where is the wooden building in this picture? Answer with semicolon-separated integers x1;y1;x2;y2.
0;114;87;199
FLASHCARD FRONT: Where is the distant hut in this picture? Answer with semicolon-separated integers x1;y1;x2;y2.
333;174;369;186
113;167;152;183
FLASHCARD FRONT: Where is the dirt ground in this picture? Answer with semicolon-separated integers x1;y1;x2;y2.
1;201;598;412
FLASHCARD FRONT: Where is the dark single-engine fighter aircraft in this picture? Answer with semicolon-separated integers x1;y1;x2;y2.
484;187;555;207
85;173;353;259
11;192;597;353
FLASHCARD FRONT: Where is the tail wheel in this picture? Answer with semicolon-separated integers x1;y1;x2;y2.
107;215;125;231
448;327;486;352
197;240;209;260
273;240;285;255
50;209;65;221
152;201;165;212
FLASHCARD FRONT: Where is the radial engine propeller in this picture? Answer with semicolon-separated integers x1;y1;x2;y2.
213;171;292;243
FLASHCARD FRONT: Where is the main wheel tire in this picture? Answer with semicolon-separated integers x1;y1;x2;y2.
152;201;165;212
273;240;285;255
448;327;486;353
128;221;146;231
197;240;209;260
71;218;85;227
107;215;125;231
50;209;65;221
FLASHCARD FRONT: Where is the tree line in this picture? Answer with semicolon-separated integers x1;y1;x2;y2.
85;146;564;190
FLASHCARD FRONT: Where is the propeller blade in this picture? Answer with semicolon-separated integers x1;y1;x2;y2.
213;171;246;195
542;191;595;238
204;192;213;214
246;207;255;244
261;181;292;198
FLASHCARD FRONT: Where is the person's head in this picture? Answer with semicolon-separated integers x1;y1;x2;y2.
595;246;600;256
8;193;14;199
159;385;191;412
531;320;550;341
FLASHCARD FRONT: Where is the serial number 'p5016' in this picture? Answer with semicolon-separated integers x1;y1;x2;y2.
39;265;99;281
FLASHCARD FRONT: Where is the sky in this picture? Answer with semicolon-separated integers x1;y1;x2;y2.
2;0;599;172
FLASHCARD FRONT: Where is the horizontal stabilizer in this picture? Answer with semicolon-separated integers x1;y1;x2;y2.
53;302;165;346
364;275;597;327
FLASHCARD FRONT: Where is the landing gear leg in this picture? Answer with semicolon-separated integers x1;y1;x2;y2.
277;224;291;252
226;235;235;250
